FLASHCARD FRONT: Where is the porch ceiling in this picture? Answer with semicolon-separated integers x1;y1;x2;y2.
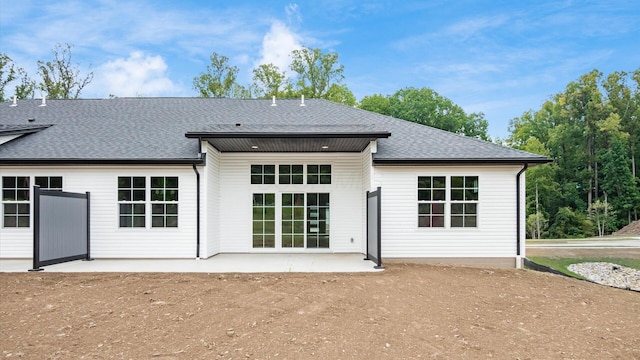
186;124;391;152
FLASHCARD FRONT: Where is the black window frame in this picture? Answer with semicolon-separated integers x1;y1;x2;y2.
118;176;146;228
2;176;30;228
417;176;446;228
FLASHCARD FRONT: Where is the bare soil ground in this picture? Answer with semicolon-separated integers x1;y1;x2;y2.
2;264;639;359
613;220;640;236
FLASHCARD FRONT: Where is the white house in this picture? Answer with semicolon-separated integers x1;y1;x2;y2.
0;97;549;267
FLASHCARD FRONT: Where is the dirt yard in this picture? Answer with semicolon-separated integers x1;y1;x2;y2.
2;264;639;359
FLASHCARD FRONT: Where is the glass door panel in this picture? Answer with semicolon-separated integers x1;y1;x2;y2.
282;193;305;248
252;193;275;248
307;193;330;248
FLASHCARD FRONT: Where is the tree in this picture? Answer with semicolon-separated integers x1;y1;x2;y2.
548;207;593;238
37;43;93;99
251;63;292;99
325;84;356;106
508;67;640;237
290;47;344;99
359;93;391;114
360;87;490;140
1;53;36;101
193;52;241;98
0;53;18;101
598;130;640;226
589;198;613;237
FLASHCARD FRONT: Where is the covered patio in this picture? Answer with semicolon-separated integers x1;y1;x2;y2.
0;253;383;273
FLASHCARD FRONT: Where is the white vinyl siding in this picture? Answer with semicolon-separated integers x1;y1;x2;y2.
204;143;221;257
373;165;521;259
217;152;364;253
0;166;197;259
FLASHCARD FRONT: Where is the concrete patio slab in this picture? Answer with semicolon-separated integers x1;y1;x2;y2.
0;253;383;273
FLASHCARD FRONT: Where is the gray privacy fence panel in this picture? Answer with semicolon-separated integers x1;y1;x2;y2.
32;187;90;270
365;187;383;269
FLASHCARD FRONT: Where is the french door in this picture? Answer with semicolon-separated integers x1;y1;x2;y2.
252;192;330;249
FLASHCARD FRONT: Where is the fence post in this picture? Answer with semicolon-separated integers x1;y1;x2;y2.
28;185;43;271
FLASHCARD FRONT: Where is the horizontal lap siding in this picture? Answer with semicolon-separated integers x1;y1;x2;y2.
373;166;521;258
0;166;197;258
205;144;221;257
218;153;364;253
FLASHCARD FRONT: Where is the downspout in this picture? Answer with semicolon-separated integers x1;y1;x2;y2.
193;163;201;259
192;138;203;259
516;163;528;268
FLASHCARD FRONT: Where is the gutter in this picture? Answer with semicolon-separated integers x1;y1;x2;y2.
0;158;205;166
516;163;528;268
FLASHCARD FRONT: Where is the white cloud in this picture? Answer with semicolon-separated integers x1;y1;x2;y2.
255;20;302;75
91;52;181;97
285;3;302;27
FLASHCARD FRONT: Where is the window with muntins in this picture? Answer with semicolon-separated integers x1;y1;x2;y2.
451;176;478;228
151;177;178;228
251;165;276;184
307;165;331;184
417;176;445;228
281;193;305;248
35;176;63;191
278;165;304;184
252;193;275;248
2;176;30;228
118;176;146;228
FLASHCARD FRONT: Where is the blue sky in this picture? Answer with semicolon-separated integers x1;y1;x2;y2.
1;1;638;139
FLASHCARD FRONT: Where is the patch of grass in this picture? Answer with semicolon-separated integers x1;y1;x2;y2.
527;256;640;279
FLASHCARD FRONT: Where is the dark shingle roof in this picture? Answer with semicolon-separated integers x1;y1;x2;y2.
0;98;548;165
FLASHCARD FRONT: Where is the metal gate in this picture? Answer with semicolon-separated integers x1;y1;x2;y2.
31;186;91;271
365;187;383;269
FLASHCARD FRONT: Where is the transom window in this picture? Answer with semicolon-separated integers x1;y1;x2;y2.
35;176;63;190
251;165;276;184
417;176;445;228
2;176;30;228
278;165;304;184
451;176;478;228
307;165;331;184
151;177;178;228
118;177;146;228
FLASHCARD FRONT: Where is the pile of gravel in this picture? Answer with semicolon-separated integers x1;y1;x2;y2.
567;262;640;291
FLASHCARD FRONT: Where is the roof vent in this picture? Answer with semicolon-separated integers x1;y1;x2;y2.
235;123;241;127
28;118;35;122
300;95;305;107
271;96;277;107
10;95;17;107
39;93;46;107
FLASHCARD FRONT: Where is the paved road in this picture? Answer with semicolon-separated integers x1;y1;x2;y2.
526;238;640;258
527;239;640;248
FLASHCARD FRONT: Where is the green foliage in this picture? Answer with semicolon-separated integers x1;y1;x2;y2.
527;257;640;278
0;53;35;101
325;84;356;106
359;87;490;140
598;134;640;226
193;52;240;98
548;207;594;238
290;47;344;99
0;53;17;101
252;63;292;99
37;43;93;99
508;68;640;237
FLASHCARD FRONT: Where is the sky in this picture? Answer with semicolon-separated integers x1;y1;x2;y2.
1;0;638;139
